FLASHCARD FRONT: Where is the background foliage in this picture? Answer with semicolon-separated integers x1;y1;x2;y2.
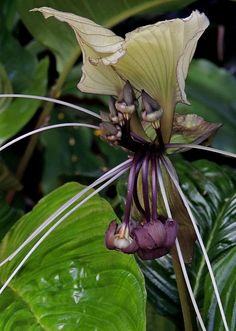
0;0;235;330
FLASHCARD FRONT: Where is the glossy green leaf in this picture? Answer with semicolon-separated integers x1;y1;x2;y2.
17;0;195;72
0;182;146;330
140;160;236;329
179;59;236;152
0;58;49;144
203;247;236;331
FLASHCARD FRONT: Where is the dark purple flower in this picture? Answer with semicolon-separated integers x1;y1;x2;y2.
105;220;138;254
133;219;166;250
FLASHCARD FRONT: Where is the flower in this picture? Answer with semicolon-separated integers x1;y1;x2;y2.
32;7;209;143
32;7;217;262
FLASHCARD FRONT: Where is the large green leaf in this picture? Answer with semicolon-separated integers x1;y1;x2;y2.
140;160;236;329
17;0;195;72
179;60;236;152
0;182;146;330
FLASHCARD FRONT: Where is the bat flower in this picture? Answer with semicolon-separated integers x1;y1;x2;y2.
32;7;222;263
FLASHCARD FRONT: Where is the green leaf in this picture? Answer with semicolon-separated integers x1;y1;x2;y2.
139;160;236;329
179;60;236;152
0;27;37;92
17;0;195;72
0;58;49;144
1;0;19;31
0;193;23;241
40;110;104;193
0;182;146;330
147;302;175;331
0;64;13;112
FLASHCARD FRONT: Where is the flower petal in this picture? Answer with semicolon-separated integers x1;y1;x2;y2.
107;11;209;142
170;113;222;149
32;7;125;95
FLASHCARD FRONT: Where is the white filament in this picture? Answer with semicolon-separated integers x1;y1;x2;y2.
166;143;236;159
0;123;99;152
157;161;207;331
0;94;101;119
0;167;128;294
161;156;229;331
0;159;132;267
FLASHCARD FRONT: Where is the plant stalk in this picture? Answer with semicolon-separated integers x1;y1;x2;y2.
171;246;198;331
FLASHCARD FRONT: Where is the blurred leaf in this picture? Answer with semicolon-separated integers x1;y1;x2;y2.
0;58;49;144
17;0;195;72
0;64;13;112
179;60;236;152
0;162;22;192
139;160;236;329
0;193;23;241
203;247;236;331
40;110;104;193
146;302;175;331
0;27;37;92
0;182;146;330
1;0;19;30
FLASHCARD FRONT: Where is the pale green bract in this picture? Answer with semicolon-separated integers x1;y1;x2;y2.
31;7;209;143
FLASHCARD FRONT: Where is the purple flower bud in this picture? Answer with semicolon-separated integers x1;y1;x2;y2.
133;219;167;250
164;218;177;248
105;220;117;249
133;225;156;250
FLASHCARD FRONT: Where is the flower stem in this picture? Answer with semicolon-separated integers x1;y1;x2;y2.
142;154;151;222
171;251;198;331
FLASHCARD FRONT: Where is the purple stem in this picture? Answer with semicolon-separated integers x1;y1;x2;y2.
133;160;146;216
142;154;151;222
123;154;143;224
151;155;158;220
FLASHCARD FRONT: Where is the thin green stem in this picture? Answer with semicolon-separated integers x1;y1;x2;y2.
171;250;198;331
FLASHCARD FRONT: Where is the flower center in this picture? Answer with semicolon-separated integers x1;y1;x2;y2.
99;81;165;153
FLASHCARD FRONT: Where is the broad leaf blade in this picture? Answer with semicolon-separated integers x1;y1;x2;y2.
0;182;146;331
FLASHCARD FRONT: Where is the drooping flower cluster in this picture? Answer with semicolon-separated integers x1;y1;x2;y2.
99;81;178;259
33;7;222;261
